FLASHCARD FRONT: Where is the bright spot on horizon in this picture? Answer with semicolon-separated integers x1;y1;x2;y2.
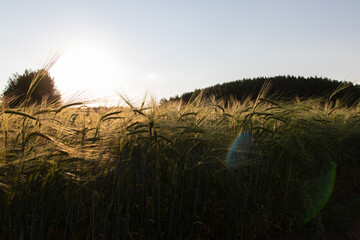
51;44;121;101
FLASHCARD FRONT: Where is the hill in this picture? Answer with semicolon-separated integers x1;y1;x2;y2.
168;76;360;105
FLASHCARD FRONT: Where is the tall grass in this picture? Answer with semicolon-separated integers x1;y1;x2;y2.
0;91;359;239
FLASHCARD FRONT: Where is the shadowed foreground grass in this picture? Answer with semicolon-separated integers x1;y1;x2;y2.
0;94;359;239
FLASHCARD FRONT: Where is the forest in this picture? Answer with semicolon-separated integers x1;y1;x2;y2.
168;76;360;106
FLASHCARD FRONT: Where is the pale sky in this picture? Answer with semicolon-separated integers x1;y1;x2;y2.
1;0;360;105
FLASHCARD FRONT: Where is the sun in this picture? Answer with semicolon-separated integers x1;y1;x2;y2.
51;43;121;100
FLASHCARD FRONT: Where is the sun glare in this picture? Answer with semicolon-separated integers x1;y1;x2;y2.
51;44;121;100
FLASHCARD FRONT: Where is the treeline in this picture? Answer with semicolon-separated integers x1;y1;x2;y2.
167;76;360;105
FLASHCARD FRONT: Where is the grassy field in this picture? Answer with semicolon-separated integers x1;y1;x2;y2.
0;90;360;239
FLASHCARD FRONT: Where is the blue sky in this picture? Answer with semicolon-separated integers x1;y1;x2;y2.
1;0;359;105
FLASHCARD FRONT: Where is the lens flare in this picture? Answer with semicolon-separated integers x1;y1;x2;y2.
226;131;253;169
302;161;336;223
226;131;336;223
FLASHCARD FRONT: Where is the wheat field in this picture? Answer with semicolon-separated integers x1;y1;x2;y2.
0;90;359;239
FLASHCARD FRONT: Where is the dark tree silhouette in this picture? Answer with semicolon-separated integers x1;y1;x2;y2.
2;69;61;108
168;76;360;106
